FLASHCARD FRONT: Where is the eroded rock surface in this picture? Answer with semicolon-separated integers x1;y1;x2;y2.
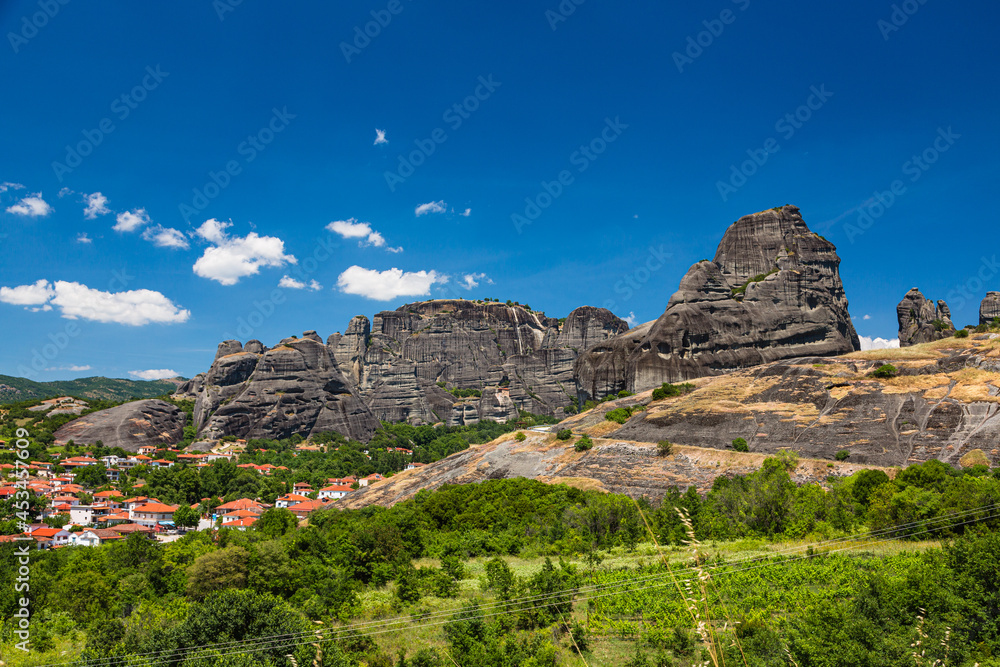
53;399;185;452
575;206;858;398
898;288;955;346
981;292;1000;326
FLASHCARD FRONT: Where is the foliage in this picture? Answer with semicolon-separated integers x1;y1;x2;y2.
556;429;573;441
954;328;969;338
835;449;850;461
732;437;749;453
514;431;526;442
575;435;594;452
657;440;673;457
871;363;899;379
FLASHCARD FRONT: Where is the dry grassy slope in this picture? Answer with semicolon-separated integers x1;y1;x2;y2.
339;334;999;510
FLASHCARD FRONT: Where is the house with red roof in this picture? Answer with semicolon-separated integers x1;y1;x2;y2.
130;502;178;529
318;484;353;500
72;528;126;547
285;499;327;518
215;498;266;516
26;527;72;548
275;493;312;508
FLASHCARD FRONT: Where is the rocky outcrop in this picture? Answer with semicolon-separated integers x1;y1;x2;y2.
981;292;1000;326
53;399;186;452
175;337;378;442
346;300;628;425
898;288;955;346
575;206;859;399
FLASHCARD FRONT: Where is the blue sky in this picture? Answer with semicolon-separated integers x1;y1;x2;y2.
1;1;997;381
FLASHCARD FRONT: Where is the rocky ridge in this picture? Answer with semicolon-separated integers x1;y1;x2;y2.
53;399;185;452
897;288;955;346
575;205;859;399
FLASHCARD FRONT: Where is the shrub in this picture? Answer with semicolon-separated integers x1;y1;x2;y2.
870;364;898;379
955;328;969;338
975;323;989;333
556;429;573;441
514;431;526;442
931;318;948;331
651;387;667;401
575;435;594;452
732;437;749;453
617;390;634;398
835;449;850;461
657;440;673;457
605;407;634;424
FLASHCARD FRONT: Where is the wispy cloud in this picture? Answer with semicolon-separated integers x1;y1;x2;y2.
45;365;92;372
83;192;111;219
460;208;471;217
129;369;179;380
415;201;446;216
76;233;93;244
374;128;388;145
114;208;151;232
326;218;400;252
279;275;322;291
143;225;190;249
0;182;25;194
461;272;493;290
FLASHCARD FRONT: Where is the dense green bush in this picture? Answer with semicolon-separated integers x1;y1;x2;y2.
870;363;898;379
657;440;673;457
514;431;526;442
556;429;573;440
575;435;594;452
955;328;969;338
605;407;634;424
835;449;850;461
732;437;749;453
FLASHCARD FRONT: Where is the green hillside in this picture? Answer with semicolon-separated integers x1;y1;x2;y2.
0;374;182;404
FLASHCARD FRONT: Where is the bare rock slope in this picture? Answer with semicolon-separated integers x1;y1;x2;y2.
575;205;858;399
53;399;185;452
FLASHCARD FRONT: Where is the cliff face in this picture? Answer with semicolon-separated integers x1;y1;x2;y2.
981;292;1000;326
339;301;628;425
175;334;379;442
575;206;859;399
175;303;629;439
897;288;955;346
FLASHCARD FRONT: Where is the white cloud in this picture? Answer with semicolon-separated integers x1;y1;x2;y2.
143;225;190;249
0;279;55;305
129;369;179;380
0;280;190;325
326;218;399;251
83;192;111;219
374;129;388;145
76;233;93;244
114;208;151;232
6;193;52;217
386;246;403;253
460;208;471;217
623;312;637;327
415;201;446;216
336;265;445;301
859;336;900;350
58;187;72;198
863;314;872;321
0;182;25;194
279;275;322;291
193;219;296;285
461;273;493;290
45;365;92;372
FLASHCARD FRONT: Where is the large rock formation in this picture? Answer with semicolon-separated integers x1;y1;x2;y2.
336;301;629;425
174;302;629;438
175;336;379;442
898;288;956;346
981;292;1000;326
575;205;859;399
53;399;186;452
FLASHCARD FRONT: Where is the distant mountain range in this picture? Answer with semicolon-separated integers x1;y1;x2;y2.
0;374;184;405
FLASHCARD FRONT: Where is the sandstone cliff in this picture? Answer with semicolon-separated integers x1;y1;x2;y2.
175;335;379;442
982;292;1000;326
575;205;858;399
897;288;955;346
329;301;628;425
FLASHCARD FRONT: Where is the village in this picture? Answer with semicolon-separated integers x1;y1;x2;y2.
0;410;431;549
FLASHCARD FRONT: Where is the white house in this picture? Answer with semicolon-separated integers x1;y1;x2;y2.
318;484;353;500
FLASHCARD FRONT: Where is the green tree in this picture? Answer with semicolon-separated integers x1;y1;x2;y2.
255;507;298;538
187;546;250;599
173;504;200;530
